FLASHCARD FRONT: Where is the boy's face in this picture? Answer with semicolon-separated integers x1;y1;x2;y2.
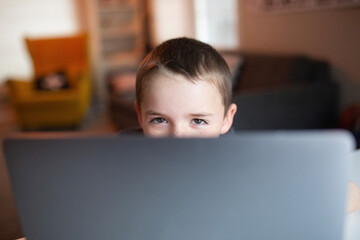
135;72;237;138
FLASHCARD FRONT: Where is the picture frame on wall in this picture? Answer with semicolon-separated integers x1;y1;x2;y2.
247;0;360;15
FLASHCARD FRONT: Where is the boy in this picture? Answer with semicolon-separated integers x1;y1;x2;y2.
134;37;236;137
130;37;360;213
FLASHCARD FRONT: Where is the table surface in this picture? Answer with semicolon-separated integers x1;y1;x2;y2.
343;149;360;240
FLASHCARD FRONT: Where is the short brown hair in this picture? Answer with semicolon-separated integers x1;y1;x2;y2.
136;38;232;113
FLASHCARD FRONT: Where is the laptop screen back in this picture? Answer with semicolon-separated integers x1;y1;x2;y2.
3;131;354;240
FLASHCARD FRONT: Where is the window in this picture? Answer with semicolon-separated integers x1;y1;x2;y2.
150;0;238;49
194;0;238;49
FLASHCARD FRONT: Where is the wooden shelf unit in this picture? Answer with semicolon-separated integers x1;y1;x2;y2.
96;0;145;70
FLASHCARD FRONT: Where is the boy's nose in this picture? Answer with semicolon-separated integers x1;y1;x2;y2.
170;125;189;138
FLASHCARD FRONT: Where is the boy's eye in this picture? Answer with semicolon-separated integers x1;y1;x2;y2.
150;117;167;124
191;119;207;125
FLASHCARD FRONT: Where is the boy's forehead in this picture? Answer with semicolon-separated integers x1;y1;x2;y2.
144;69;217;92
141;72;225;114
145;71;217;96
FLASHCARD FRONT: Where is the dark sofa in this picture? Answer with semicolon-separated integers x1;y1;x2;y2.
108;52;339;131
225;52;339;130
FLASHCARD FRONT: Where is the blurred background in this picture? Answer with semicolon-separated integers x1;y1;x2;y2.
0;0;360;134
0;0;360;239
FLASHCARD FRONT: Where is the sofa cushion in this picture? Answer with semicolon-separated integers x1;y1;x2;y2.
233;54;301;92
232;53;332;94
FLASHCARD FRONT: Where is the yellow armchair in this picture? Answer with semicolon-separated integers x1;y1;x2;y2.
7;33;91;130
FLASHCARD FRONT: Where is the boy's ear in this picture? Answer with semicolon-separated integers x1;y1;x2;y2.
220;103;237;134
134;101;143;128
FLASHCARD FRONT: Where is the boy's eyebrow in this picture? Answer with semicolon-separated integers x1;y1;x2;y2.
145;110;165;116
189;113;214;117
145;111;213;117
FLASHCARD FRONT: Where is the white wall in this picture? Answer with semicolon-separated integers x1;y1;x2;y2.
238;2;360;108
0;0;80;82
149;0;195;47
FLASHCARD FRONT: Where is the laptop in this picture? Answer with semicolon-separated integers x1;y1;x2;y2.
3;131;354;240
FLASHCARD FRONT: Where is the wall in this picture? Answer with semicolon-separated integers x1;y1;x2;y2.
149;0;195;47
0;0;80;83
238;3;360;108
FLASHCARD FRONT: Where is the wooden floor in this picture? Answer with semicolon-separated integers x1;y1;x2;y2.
0;84;119;240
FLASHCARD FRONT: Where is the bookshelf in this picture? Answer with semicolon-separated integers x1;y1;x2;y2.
87;0;145;104
97;0;145;70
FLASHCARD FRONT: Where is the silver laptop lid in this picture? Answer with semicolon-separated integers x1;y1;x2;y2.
3;131;354;240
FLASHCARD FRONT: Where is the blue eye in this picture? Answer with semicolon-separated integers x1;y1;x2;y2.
192;119;207;125
150;117;167;124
